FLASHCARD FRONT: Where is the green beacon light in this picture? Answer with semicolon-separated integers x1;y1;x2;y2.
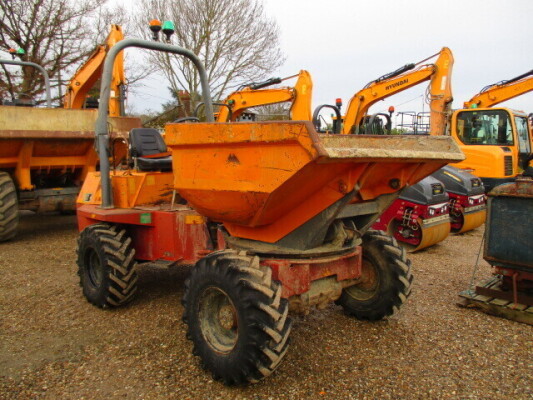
162;21;175;42
16;48;25;55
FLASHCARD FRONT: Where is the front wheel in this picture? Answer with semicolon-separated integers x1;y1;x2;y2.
336;230;413;320
77;223;138;308
0;172;19;242
182;250;292;385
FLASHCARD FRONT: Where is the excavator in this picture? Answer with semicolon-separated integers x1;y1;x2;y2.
63;24;126;117
215;70;313;122
340;48;453;136
449;69;533;191
218;48;484;251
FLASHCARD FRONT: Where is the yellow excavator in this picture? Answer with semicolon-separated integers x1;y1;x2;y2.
216;70;313;122
449;69;533;191
340;47;453;136
63;24;126;117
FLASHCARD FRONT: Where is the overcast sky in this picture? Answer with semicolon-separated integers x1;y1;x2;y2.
130;0;532;117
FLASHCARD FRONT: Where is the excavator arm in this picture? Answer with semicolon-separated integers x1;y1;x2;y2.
63;25;125;117
216;70;313;122
463;69;533;109
342;47;454;135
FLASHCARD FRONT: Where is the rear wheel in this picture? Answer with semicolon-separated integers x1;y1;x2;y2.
337;230;413;320
77;223;138;308
0;172;19;242
182;250;291;385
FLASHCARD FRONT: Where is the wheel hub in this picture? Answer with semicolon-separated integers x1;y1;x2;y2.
218;304;237;331
199;287;238;354
346;258;380;301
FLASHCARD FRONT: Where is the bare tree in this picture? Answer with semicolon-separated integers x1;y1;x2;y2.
135;0;285;113
252;103;291;121
0;0;119;105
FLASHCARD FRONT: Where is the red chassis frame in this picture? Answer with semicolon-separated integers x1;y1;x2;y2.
77;204;363;299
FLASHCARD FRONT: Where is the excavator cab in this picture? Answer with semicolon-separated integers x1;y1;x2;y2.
457;110;512;145
451;107;532;189
452;69;533;189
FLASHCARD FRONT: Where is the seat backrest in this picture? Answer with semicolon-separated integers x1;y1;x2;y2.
129;128;167;157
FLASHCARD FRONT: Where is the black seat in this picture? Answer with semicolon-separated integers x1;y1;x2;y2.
129;128;172;171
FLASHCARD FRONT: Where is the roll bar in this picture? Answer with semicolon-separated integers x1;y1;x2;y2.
96;38;214;208
0;59;52;107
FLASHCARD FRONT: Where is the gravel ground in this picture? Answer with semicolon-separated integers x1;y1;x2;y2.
0;212;531;400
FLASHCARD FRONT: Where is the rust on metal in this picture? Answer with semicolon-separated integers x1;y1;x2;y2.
488;176;533;198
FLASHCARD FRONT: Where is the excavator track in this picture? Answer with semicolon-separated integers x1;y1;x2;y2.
457;277;533;325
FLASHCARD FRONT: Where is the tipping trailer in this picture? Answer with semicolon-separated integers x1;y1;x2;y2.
0;59;139;242
75;38;465;385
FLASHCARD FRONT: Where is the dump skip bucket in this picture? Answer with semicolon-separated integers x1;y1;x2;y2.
165;121;464;242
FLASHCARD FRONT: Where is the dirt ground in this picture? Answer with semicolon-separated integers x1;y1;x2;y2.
0;212;531;399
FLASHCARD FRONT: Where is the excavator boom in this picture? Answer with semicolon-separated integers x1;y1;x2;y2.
342;47;454;135
464;69;533;109
217;70;313;122
63;25;125;116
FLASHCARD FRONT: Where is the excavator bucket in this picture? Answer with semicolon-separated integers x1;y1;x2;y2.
165;121;464;244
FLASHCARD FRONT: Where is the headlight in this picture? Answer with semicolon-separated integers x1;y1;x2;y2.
468;197;474;205
429;208;435;216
